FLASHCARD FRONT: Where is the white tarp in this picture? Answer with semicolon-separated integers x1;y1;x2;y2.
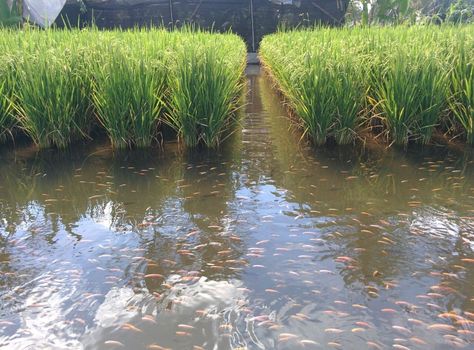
23;0;66;27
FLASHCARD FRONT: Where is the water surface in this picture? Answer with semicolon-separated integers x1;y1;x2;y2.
1;67;474;349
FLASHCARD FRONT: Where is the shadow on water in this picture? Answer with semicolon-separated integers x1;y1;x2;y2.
0;68;473;349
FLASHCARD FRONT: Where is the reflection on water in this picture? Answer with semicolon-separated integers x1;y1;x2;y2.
1;67;474;349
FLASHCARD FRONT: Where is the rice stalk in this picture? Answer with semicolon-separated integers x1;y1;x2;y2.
14;49;92;148
449;39;474;144
166;33;246;148
259;25;474;147
92;45;167;148
372;51;447;146
0;26;246;149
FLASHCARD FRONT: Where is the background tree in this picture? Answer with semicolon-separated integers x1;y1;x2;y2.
0;0;22;26
346;0;474;24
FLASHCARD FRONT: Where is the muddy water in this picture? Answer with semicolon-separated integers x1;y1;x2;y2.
0;67;474;350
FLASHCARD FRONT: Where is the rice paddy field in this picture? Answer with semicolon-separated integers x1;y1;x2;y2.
0;27;246;148
260;25;474;147
0;25;474;350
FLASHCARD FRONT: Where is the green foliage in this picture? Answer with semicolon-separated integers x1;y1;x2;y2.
449;38;474;143
373;52;447;145
260;25;474;147
446;0;474;23
0;27;246;149
92;37;167;148
0;69;15;141
260;28;369;145
0;33;17;142
166;33;246;147
375;0;411;23
14;50;92;148
347;0;474;25
0;0;21;27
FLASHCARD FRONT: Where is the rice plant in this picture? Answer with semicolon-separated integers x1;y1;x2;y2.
259;25;474;147
166;32;246;148
0;29;17;142
260;29;368;145
449;38;474;144
372;52;447;146
92;45;167;148
0;27;246;149
0;69;15;142
14;50;92;148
